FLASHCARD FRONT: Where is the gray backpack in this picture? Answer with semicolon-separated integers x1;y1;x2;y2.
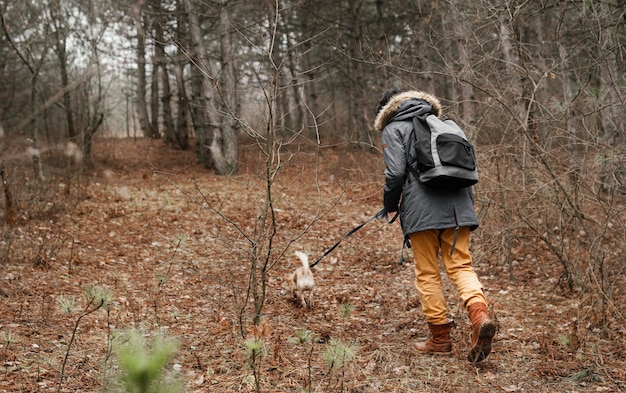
410;113;478;189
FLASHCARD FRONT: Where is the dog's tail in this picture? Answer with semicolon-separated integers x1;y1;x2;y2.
294;251;309;270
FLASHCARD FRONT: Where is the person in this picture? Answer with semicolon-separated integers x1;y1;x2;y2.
374;88;496;363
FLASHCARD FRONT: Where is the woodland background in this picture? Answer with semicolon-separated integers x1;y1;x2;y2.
0;0;625;392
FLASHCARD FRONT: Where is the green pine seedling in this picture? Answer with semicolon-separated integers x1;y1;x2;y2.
112;329;182;393
322;339;357;369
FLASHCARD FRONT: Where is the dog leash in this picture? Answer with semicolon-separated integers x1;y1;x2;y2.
309;209;398;269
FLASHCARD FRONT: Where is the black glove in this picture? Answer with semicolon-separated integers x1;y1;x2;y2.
383;192;399;213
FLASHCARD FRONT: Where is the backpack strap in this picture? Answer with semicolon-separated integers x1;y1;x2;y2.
408;114;431;177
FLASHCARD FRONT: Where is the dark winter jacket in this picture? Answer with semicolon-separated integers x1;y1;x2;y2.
375;90;479;236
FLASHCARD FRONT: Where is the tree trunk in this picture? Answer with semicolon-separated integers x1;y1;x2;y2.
452;2;474;123
150;17;160;139
1;165;15;227
54;45;73;140
0;10;46;180
281;21;306;138
216;0;239;174
558;42;579;188
172;0;189;149
172;56;189;150
30;72;44;181
57;44;76;141
82;113;104;163
184;0;238;175
150;73;160;137
184;0;216;169
299;8;321;141
131;0;151;137
50;0;76;142
156;4;176;146
346;0;370;147
596;1;625;193
149;11;160;139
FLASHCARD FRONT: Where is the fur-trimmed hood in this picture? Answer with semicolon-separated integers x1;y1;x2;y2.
374;90;442;132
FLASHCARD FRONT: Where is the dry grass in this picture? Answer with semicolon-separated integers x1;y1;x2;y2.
0;137;624;392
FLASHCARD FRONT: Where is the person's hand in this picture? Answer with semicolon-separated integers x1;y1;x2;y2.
383;194;399;213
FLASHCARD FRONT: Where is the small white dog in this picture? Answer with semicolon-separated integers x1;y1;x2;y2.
289;251;315;308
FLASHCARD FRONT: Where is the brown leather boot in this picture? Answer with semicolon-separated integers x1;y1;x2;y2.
467;302;496;363
413;321;454;354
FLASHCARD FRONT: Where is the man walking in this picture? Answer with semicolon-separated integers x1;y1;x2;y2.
375;88;496;363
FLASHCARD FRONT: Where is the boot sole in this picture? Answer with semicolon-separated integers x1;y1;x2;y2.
413;343;452;355
415;349;453;356
468;321;496;363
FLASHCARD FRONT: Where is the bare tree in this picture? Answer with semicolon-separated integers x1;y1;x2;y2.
183;0;238;175
593;0;626;194
49;0;77;143
183;0;217;168
0;6;50;180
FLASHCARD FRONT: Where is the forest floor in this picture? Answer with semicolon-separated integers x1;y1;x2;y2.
0;137;624;392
